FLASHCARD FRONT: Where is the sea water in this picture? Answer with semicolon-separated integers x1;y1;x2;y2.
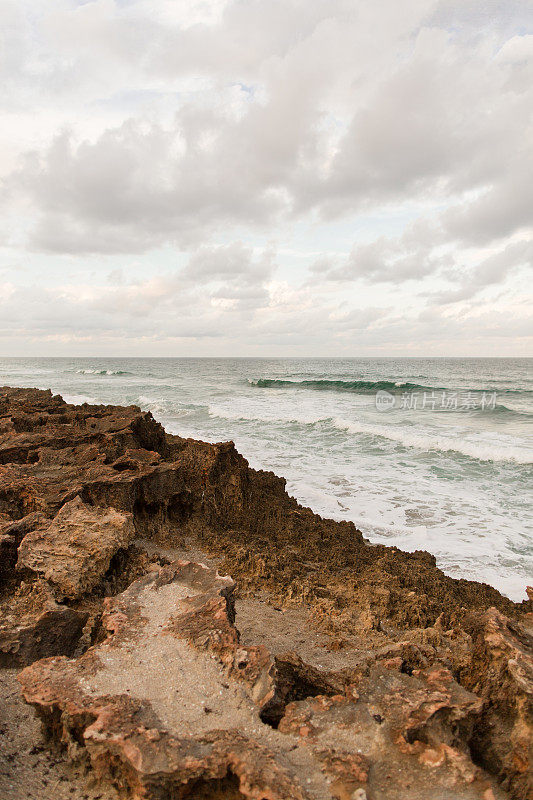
1;357;531;601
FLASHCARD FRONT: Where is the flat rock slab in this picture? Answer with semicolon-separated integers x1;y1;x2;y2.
19;561;505;800
17;496;135;600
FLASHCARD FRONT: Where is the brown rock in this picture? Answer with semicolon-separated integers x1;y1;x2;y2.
0;511;46;584
314;748;370;800
277;663;502;799
18;561;324;799
460;608;533;800
0;387;531;799
18;560;507;800
0;579;88;666
0;387;518;629
17;496;135;599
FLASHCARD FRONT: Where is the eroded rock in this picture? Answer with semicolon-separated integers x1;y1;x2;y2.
19;561;507;800
17;496;135;599
19;562;325;800
0;579;88;667
460;608;533;800
0;511;46;585
0;387;518;629
0;387;530;799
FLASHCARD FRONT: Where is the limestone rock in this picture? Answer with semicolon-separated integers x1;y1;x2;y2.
17;496;135;599
0;387;531;799
0;579;88;667
277;663;501;800
461;608;533;800
19;562;321;800
0;512;46;584
0;387;517;628
19;561;506;800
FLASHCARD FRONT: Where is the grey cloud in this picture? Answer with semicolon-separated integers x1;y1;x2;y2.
10;105;302;253
0;240;279;341
310;218;451;284
332;240;449;284
4;0;530;256
0;0;531;356
180;242;276;314
443;157;533;246
184;242;274;284
313;226;532;306
429;1;532;45
0;269;387;347
1;264;528;354
427;238;533;305
313;27;531;219
308;211;532;305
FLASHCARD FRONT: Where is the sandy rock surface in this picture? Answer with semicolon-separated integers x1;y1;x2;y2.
18;496;135;599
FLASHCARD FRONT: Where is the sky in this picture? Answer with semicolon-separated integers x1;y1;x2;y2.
0;0;532;357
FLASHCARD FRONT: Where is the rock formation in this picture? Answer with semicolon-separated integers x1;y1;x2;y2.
0;387;531;800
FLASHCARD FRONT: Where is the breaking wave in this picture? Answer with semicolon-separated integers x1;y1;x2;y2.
249;378;532;410
62;393;96;405
74;369;133;376
332;418;533;464
249;378;434;393
208;404;532;464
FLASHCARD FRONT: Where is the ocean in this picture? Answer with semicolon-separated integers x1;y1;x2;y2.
1;357;531;601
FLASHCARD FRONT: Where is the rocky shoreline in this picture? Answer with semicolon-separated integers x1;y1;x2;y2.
0;387;531;800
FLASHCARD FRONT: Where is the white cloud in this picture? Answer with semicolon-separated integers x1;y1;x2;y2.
0;0;531;354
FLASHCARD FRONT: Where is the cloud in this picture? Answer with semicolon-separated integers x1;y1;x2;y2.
313;231;450;285
3;0;530;256
427;238;533;305
8;110;298;253
310;219;532;308
183;241;274;283
0;242;388;349
0;0;531;354
443;158;533;245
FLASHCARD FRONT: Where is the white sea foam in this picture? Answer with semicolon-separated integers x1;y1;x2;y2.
75;369;103;374
75;368;131;376
208;402;326;425
62;393;96;405
331;417;533;464
208;403;532;464
137;395;191;417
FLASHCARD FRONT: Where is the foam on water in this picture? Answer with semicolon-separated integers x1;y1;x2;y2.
74;368;132;376
208;399;532;463
61;392;97;405
331;417;533;464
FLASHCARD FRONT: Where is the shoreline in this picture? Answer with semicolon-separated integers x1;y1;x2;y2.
1;355;530;603
0;386;531;800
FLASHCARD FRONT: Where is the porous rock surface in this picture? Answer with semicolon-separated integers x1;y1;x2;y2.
0;387;531;800
17;496;135;599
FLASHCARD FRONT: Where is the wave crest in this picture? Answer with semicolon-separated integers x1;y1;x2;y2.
249;378;532;411
74;369;132;376
249;378;432;393
208;404;532;464
332;418;532;464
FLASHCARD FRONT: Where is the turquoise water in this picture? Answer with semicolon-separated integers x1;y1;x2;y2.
1;357;531;600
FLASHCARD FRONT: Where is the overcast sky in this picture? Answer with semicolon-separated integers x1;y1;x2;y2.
1;0;531;356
